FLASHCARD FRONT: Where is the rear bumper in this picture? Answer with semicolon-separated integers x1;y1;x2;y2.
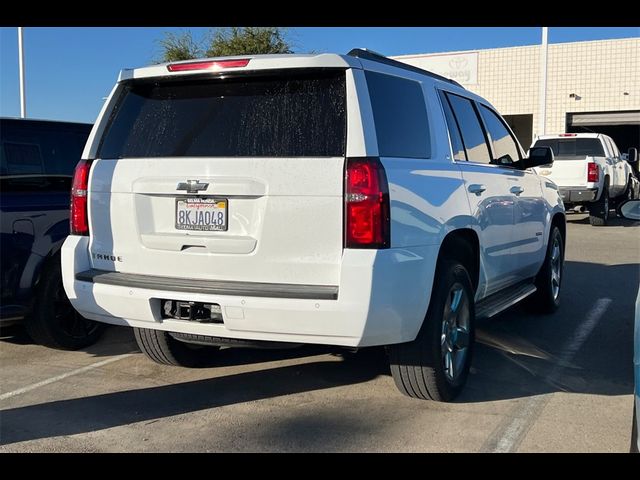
62;236;437;347
559;187;598;204
76;269;339;300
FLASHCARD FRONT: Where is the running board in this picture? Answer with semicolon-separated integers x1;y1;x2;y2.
475;281;537;320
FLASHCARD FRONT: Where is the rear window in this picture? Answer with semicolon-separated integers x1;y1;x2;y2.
533;138;605;159
0;120;91;192
0;121;90;176
97;70;346;158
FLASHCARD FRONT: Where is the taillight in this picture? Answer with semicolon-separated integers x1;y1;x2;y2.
345;157;390;249
587;162;599;183
167;59;250;72
70;159;93;236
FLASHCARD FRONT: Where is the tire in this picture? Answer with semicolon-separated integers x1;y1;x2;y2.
525;225;564;314
25;255;104;350
388;259;475;402
623;177;635;202
589;183;610;226
134;327;217;367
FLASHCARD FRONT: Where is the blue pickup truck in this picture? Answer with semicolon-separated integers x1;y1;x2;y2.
1;118;103;349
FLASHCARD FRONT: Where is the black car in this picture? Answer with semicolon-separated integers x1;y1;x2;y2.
1;118;103;349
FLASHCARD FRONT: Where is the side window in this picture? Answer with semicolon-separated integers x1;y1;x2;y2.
445;93;492;164
478;104;521;165
438;91;466;161
365;71;430;158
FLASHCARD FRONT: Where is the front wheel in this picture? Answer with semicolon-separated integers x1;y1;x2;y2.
388;259;475;402
589;184;609;226
623;177;636;202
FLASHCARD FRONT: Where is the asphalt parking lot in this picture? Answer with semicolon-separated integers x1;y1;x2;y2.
1;213;638;452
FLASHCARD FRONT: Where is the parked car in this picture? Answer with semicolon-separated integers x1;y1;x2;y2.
618;199;640;452
62;50;564;401
530;133;638;226
1;118;103;349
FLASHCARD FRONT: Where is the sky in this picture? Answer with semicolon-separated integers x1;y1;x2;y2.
1;27;638;124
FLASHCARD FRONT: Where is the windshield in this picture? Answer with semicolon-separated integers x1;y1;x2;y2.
96;70;346;159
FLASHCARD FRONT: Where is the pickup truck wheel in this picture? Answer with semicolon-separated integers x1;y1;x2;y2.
25;256;104;350
623;177;635;202
389;259;474;402
134;327;217;367
589;184;609;226
525;225;564;314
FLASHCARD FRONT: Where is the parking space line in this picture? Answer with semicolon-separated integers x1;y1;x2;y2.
484;297;613;453
0;353;134;401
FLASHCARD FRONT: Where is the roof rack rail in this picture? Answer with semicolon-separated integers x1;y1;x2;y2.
347;48;463;87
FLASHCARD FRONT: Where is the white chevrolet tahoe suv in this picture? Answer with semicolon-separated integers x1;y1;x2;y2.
531;133;639;226
62;49;565;401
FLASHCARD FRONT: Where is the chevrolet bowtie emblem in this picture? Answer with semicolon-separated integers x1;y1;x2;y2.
177;180;209;193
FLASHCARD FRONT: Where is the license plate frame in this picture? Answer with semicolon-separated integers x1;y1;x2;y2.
175;197;228;232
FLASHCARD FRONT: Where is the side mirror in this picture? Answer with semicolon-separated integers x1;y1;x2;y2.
520;146;554;169
619;199;640;220
627;147;638;163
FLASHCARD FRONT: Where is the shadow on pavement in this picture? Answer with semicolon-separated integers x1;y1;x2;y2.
461;260;638;403
0;347;388;445
0;324;138;357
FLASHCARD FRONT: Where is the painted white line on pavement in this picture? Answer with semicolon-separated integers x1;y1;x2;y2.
0;354;133;401
491;297;612;453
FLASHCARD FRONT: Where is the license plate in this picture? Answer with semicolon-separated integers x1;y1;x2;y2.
175;197;228;231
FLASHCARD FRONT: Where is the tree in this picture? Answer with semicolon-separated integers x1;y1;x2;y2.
157;27;292;63
206;27;292;57
158;31;203;62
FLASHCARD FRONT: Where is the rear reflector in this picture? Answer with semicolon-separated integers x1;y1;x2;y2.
167;59;250;72
587;162;599;183
70;159;93;236
345;157;390;249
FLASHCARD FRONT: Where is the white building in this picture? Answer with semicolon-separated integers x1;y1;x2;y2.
394;37;640;152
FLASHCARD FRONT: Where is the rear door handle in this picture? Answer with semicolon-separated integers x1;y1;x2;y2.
510;186;524;195
468;184;486;195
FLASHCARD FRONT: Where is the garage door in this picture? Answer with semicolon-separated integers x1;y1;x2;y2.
568;111;640;127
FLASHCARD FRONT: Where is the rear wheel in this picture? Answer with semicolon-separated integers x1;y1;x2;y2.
589;183;609;226
525;225;564;314
25;256;104;350
388;259;474;402
134;327;218;367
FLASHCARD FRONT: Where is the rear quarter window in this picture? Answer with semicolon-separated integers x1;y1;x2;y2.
365;71;430;158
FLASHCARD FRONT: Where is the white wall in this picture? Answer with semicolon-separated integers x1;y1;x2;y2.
395;37;640;143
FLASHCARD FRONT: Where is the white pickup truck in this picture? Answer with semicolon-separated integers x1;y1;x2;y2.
531;133;639;226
